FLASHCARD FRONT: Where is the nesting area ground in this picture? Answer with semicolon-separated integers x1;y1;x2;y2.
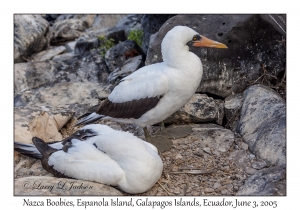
58;119;249;196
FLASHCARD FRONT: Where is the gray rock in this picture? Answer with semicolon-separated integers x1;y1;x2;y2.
252;160;268;170
83;14;142;43
164;94;224;125
105;40;145;73
33;46;66;62
244;166;257;175
237;84;286;166
49;18;90;46
65;40;77;52
224;93;243;130
107;55;144;83
14;81;110;116
14;60;59;94
14;49;111;116
236;166;285;196
52;52;77;62
92;14;126;29
55;14;95;28
239;141;249;151
202;147;212;155
145;14;286;98
229;150;250;169
83;26;126;44
14;15;49;63
114;14;143;36
191;124;234;153
15;176;122;196
74;37;99;54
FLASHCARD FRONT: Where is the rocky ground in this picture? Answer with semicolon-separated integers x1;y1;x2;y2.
15;118;285;196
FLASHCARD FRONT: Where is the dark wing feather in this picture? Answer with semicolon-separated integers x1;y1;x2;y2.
97;96;162;119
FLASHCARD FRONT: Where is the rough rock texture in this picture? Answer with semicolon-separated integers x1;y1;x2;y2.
164;94;224;125
107;55;144;84
15;176;122;196
189;124;234;153
33;46;66;62
92;14;126;29
54;14;95;28
113;14;143;36
66;40;77;52
14;15;49;63
52;52;76;63
14;60;60;94
237;85;286;166
224;93;243;131
105;40;145;72
146;14;286;98
49;18;90;46
74;37;99;54
14;81;109;114
236;166;285;196
83;14;142;42
14;49;111;116
14;106;74;144
141;14;177;53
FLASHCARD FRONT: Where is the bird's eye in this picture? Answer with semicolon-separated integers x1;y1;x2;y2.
193;35;201;41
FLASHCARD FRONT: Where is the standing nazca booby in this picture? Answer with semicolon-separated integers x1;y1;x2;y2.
14;124;163;194
76;26;228;152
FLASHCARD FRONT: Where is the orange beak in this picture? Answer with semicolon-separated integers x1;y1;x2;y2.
193;35;228;49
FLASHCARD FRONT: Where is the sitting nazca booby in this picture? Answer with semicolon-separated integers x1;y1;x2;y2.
75;26;228;152
14;124;163;194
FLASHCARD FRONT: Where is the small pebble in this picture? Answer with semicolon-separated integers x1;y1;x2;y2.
203;147;212;154
252;160;267;169
175;154;182;159
213;182;221;189
245;166;257;175
204;188;214;193
239;142;249;150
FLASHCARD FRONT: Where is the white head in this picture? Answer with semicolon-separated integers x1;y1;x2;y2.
161;26;227;68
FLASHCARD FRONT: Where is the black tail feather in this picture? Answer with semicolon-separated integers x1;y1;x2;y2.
75;113;104;126
14;142;42;159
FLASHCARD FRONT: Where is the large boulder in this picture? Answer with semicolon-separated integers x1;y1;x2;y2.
14;60;60;94
14;15;49;63
146;14;286;98
237;84;286;166
14;49;111;116
49;18;90;46
236;166;285;196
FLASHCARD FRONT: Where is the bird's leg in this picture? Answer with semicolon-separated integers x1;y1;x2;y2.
159;121;176;139
143;126;173;154
160;121;166;131
155;122;193;140
143;127;151;142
